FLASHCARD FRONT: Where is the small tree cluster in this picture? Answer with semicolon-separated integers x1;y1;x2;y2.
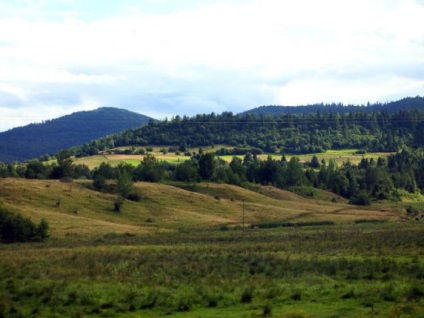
0;206;49;243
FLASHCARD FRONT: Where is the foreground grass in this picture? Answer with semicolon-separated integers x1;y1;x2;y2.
0;178;421;317
1;222;424;317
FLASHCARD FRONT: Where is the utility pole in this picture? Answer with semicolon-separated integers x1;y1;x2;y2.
242;199;245;232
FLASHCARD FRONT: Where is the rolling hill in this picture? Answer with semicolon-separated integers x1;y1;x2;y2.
0;178;404;238
0;107;152;163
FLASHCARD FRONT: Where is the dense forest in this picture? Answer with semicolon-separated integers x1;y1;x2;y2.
70;107;424;157
0;107;152;163
243;96;424;116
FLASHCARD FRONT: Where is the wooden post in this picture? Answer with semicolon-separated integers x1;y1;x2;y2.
242;199;245;232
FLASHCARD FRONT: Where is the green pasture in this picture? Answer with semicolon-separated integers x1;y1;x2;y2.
1;175;420;317
1;222;423;317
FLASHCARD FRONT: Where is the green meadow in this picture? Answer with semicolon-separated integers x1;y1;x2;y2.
1;178;423;317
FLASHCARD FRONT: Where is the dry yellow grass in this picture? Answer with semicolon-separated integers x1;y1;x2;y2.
0;178;405;240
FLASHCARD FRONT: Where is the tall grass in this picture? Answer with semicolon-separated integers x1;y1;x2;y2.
0;223;423;317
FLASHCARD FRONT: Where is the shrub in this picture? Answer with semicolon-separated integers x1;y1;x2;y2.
114;197;124;213
206;295;218;308
349;191;371;206
0;207;49;243
263;304;272;316
406;285;424;301
355;149;367;155
354;219;386;224
93;177;107;191
290;290;302;301
251;220;335;229
127;191;142;202
240;289;253;303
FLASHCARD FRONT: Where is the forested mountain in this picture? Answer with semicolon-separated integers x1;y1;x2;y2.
0;107;152;163
71;105;424;157
242;96;424;116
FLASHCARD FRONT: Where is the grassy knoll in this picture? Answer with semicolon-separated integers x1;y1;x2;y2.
1;178;423;317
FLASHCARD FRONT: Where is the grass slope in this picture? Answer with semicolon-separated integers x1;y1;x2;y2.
0;179;405;239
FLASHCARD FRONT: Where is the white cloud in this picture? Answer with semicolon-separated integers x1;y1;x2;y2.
0;0;424;131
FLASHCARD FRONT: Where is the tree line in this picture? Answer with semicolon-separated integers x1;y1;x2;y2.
68;108;424;158
2;148;424;205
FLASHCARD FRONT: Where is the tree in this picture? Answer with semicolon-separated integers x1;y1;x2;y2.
25;160;51;179
175;160;199;183
199;153;215;181
229;157;246;182
116;171;134;198
133;153;165;182
310;155;320;168
284;157;306;187
37;218;49;242
50;150;74;179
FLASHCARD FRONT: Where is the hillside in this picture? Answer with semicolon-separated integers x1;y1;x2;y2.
69;97;424;158
242;96;424;116
0;178;404;238
0;107;152;163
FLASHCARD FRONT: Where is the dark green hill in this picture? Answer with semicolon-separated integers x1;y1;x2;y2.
242;96;424;116
70;97;424;157
0;107;152;163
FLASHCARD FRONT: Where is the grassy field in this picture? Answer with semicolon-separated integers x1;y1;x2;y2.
75;147;392;169
1;178;423;317
0;223;423;317
0;179;406;237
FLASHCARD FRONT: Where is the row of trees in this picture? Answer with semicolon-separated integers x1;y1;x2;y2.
1;148;424;205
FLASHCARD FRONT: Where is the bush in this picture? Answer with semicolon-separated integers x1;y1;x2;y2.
93;177;107;191
127;192;142;202
0;207;49;243
354;219;386;224
406;285;424;301
240;289;253;303
251;220;335;229
355;149;367;155
349;191;371;206
263;304;272;316
114;197;124;213
290;291;302;301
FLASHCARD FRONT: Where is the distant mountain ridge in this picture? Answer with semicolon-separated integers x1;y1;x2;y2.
0;107;152;163
242;96;424;116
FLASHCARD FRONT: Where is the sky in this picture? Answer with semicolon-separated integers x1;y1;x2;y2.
0;0;424;132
